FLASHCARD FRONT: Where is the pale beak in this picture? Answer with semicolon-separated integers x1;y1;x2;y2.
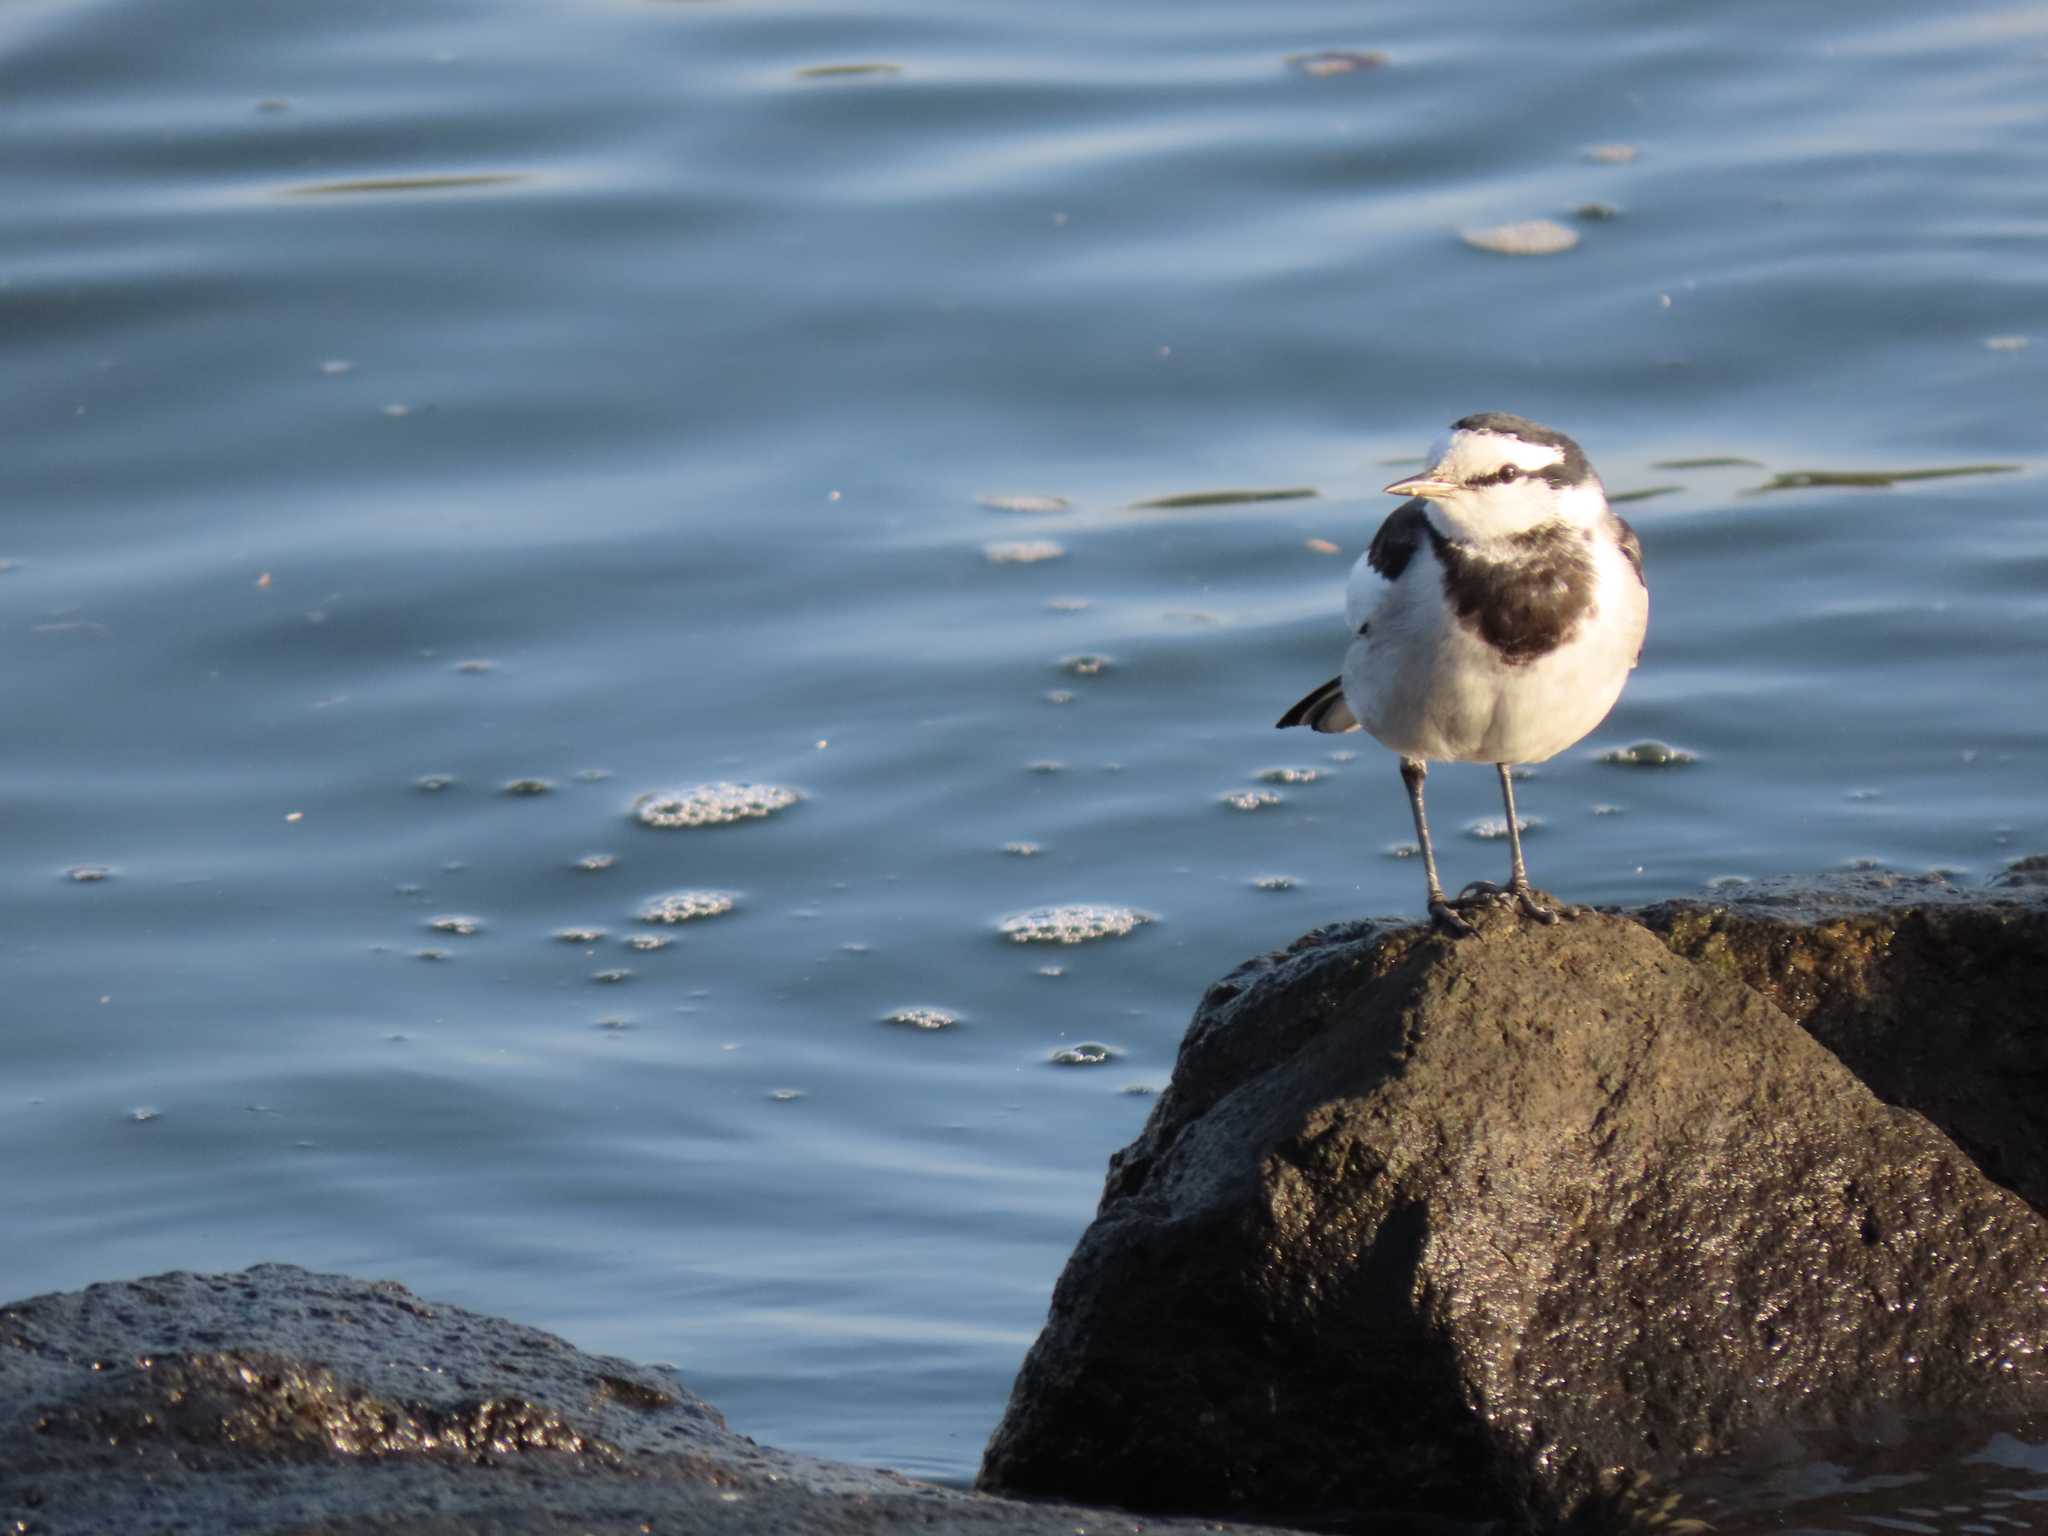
1382;474;1458;499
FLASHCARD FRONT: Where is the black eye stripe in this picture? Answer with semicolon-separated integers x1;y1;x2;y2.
1465;462;1573;489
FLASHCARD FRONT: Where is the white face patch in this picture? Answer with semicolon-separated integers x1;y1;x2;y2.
1436;429;1565;484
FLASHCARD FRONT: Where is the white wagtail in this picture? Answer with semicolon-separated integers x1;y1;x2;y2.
1278;413;1647;936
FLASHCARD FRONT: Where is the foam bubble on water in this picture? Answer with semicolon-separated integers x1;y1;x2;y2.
502;777;554;796
1287;49;1388;76
1385;842;1420;860
1000;905;1151;944
978;493;1070;514
575;852;616;872
1253;875;1297;891
416;948;449;962
1045;597;1090;613
1599;740;1698;767
1985;335;2030;351
767;1088;805;1102
1461;219;1580;256
592;968;633;985
638;890;738;924
128;1107;161;1123
1026;760;1066;775
1591;804;1625;817
1039;965;1065;977
634;782;800;829
1049;1042;1116;1066
575;767;612;783
1044;689;1075;705
1059;653;1113;676
1221;789;1283;811
623;933;673;952
1467;817;1537;841
67;865;113;882
415;774;455;792
985;539;1066;564
556;927;607;944
428;914;483;936
884;1007;958;1032
1705;875;1752;890
453;658;495;674
1003;841;1043;857
1582;142;1639;163
1257;766;1321;785
594;1017;633;1032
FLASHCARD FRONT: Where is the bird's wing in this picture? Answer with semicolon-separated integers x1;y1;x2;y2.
1276;676;1359;732
1346;498;1432;635
1607;509;1646;665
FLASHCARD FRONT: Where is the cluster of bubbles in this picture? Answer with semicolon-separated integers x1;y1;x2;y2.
999;905;1152;944
634;782;802;829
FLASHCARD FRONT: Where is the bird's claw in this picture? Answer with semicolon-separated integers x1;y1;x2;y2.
1427;898;1478;939
1451;879;1565;925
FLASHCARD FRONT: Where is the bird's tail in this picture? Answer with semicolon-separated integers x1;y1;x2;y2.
1276;677;1360;733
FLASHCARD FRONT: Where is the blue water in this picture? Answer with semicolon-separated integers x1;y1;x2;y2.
5;0;2046;1509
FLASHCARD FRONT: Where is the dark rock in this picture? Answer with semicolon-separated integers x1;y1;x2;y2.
977;903;2048;1532
0;1264;1307;1536
1641;866;2048;1212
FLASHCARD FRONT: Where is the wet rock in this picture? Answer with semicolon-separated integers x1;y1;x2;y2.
1640;865;2048;1214
0;1265;1302;1536
977;903;2048;1532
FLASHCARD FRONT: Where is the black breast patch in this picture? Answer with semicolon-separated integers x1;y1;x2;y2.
1427;522;1596;665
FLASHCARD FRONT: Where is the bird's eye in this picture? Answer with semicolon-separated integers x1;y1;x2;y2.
1497;464;1520;483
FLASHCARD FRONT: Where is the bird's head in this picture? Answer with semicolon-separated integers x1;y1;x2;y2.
1384;412;1605;540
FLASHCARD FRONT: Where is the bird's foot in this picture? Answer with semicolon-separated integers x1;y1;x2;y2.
1453;879;1566;925
1427;897;1478;939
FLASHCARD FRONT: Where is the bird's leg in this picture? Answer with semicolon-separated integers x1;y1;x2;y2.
1495;763;1558;923
1400;757;1473;938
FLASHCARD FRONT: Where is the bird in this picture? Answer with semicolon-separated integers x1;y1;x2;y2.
1277;412;1647;937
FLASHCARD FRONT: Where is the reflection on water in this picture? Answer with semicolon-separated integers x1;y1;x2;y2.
1;0;2045;1503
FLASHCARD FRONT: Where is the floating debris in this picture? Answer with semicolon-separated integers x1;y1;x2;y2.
1044;689;1075;705
128;1107;161;1124
594;1018;633;1033
1129;487;1316;510
986;539;1066;564
1574;202;1621;221
453;658;495;674
1253;875;1297;892
415;774;456;792
1045;596;1091;612
427;914;484;936
1608;485;1681;505
767;1087;806;1101
1121;1082;1159;1097
591;968;633;985
575;852;617;872
286;173;525;197
1000;905;1152;944
1386;842;1420;860
1305;537;1342;555
1286;49;1389;76
319;359;353;376
1748;464;2020;493
1049;1042;1117;1066
1059;653;1113;677
1002;841;1043;857
1591;804;1625;817
1653;456;1762;470
1582;143;1639;163
1026;760;1066;775
574;767;613;783
638;890;737;924
634;782;800;829
1256;766;1322;785
796;62;901;78
1467;818;1537;841
416;948;449;962
1461;219;1580;256
502;778;554;796
623;933;672;952
66;865;112;883
979;493;1070;514
1600;740;1697;768
555;927;607;944
1984;335;2031;351
884;1007;958;1032
1221;788;1283;812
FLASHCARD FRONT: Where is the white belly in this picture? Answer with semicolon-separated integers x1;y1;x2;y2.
1344;540;1646;765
